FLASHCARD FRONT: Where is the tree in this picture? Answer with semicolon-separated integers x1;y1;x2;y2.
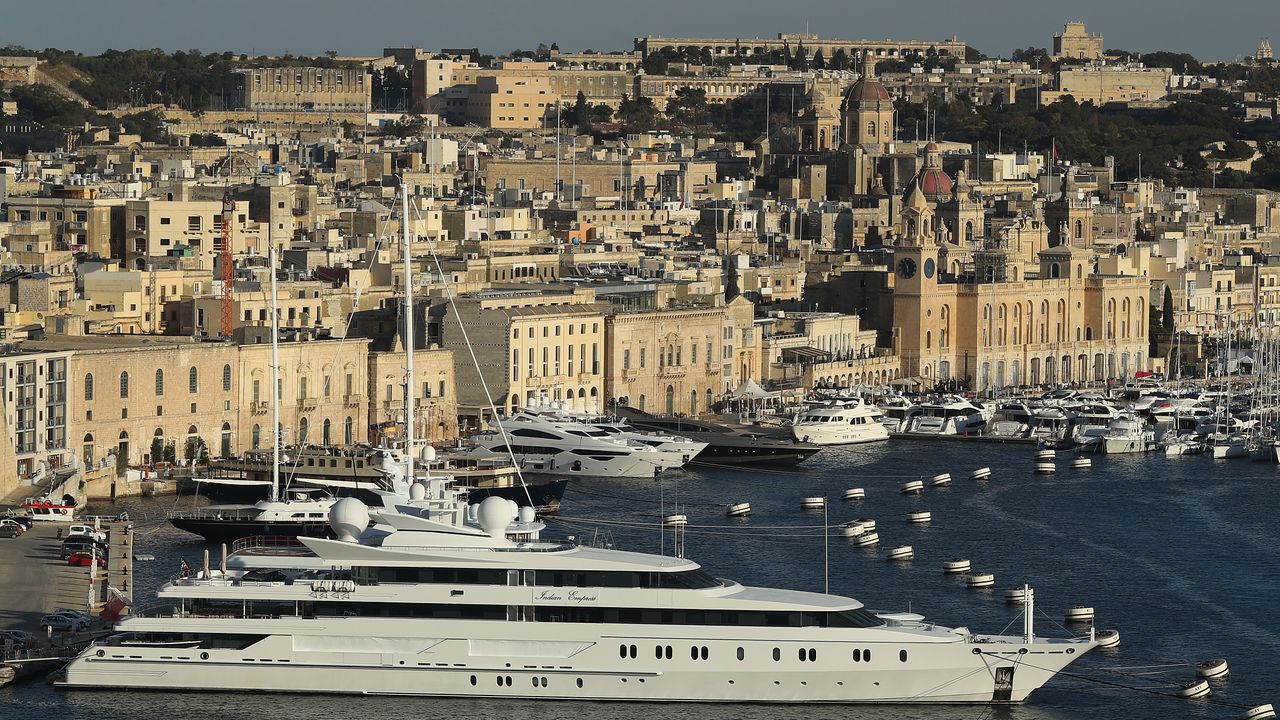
812;49;826;70
1162;286;1175;331
830;49;850;71
150;437;164;465
617;93;657;132
569;90;589;126
666;87;709;129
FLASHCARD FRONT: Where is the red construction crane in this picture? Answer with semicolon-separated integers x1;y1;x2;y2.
219;191;235;338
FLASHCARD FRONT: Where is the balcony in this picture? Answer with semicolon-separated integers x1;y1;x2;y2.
343;394;363;407
297;397;317;412
250;401;269;414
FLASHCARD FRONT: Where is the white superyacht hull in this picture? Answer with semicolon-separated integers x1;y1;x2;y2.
61;618;1090;703
791;424;890;446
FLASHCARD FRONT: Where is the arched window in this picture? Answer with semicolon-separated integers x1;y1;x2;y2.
665;385;675;415
690;389;697;415
925;330;932;349
84;373;94;401
1074;219;1083;240
883;120;890;137
155;369;164;396
119;372;129;398
322;418;332;446
220;422;232;457
188;367;198;393
222;364;232;392
965;221;974;243
639;394;647;412
344;416;354;445
866;121;876;137
251;424;261;449
1049;263;1061;279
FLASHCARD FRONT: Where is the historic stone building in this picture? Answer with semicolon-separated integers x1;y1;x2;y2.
891;184;1149;390
1052;22;1104;61
233;67;371;112
603;306;726;416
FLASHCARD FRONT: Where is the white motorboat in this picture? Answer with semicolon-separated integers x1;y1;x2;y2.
904;397;987;436
60;488;1096;703
1099;415;1156;455
469;411;670;477
790;396;890;445
1211;434;1249;459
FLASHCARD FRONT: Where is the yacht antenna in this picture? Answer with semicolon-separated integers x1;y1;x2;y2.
268;227;281;503
1022;583;1034;643
402;181;416;484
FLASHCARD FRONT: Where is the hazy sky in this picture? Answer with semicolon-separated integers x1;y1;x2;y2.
1;0;1274;61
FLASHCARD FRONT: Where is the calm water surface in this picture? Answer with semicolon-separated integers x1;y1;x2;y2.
2;439;1276;720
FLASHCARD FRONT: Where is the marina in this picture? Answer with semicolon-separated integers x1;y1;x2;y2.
1;437;1276;717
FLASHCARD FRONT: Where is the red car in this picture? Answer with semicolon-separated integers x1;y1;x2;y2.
67;552;106;568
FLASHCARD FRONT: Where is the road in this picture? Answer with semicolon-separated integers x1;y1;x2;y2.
0;523;90;632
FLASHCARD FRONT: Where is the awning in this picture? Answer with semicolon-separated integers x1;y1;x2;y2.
731;378;771;400
890;377;924;388
780;346;832;363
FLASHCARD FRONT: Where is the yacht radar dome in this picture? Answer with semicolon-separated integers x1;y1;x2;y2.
328;497;370;543
477;496;515;538
420;445;437;463
518;506;536;524
409;482;427;501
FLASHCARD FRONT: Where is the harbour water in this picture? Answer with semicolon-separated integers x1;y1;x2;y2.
3;439;1277;719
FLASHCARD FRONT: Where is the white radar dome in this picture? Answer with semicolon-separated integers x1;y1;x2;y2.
477;496;515;538
328;497;370;543
420;445;437;463
409;482;427;501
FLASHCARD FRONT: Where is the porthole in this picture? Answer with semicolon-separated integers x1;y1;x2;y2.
700;646;709;660
496;676;504;687
866;649;872;662
657;646;665;659
853;649;861;662
664;645;672;659
690;646;698;660
772;647;780;661
798;648;806;661
620;644;627;658
532;677;540;687
200;652;209;660
900;650;908;663
576;678;584;688
736;647;745;661
470;675;477;686
808;648;816;662
96;649;105;657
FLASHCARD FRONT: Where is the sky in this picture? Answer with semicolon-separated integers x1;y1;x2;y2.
0;0;1275;61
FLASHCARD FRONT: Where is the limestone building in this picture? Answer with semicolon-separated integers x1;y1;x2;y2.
234;67;371;112
603;306;726;416
1052;22;1104;61
891;184;1149;389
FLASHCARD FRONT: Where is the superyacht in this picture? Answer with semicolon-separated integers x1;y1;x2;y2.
790;396;890;445
61;487;1097;703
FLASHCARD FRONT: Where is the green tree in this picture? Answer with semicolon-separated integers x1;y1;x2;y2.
666;87;709;129
617;93;657;132
569;90;589;127
1162;285;1175;331
812;49;826;70
830;49;850;71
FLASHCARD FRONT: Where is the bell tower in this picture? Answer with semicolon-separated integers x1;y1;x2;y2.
1045;170;1094;248
840;57;895;152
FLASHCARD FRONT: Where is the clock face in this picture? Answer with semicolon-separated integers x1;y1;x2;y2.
923;257;936;279
897;257;917;279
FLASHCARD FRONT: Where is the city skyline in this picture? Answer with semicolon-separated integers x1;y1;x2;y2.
1;0;1276;62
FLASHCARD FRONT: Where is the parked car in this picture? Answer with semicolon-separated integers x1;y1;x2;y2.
40;613;88;632
0;518;25;535
67;552;106;568
0;524;22;538
0;630;35;649
60;538;104;559
65;524;106;542
3;516;33;530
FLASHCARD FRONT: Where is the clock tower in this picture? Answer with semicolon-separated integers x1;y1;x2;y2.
893;182;947;380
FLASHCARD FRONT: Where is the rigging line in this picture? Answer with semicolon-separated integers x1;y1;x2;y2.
688;461;811;475
410;197;533;508
549;514;848;530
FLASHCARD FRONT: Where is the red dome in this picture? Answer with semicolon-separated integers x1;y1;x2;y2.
918;169;954;199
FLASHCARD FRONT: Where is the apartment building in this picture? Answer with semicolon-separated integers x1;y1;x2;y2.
234;67;371;112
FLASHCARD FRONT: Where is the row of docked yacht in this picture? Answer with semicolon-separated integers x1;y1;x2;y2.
63;471;1097;703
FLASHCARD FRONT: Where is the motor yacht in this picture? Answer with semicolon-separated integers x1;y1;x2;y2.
790;397;890;445
903;397;987;436
1099;415;1157;455
61;485;1096;703
468;411;669;478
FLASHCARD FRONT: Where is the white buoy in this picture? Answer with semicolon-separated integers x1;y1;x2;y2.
726;502;751;517
1176;678;1212;699
852;531;880;547
1196;658;1229;680
1095;629;1121;648
840;521;867;538
842;487;865;501
966;572;995;589
900;480;924;495
662;513;688;527
906;510;932;524
1035;449;1056;461
1064;606;1095;623
1004;587;1029;604
930;472;952;487
801;495;826;509
886;545;914;561
856;517;876;531
969;466;992;481
1072;457;1092;469
1034;462;1057;474
942;558;971;574
1243;703;1276;720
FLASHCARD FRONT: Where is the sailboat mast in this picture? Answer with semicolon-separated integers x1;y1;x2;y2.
403;182;416;481
268;233;281;503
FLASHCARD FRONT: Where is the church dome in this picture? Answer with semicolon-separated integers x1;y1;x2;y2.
841;76;891;110
903;142;953;201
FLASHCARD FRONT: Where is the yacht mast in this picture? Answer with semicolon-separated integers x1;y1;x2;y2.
402;182;416;481
268;232;281;503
